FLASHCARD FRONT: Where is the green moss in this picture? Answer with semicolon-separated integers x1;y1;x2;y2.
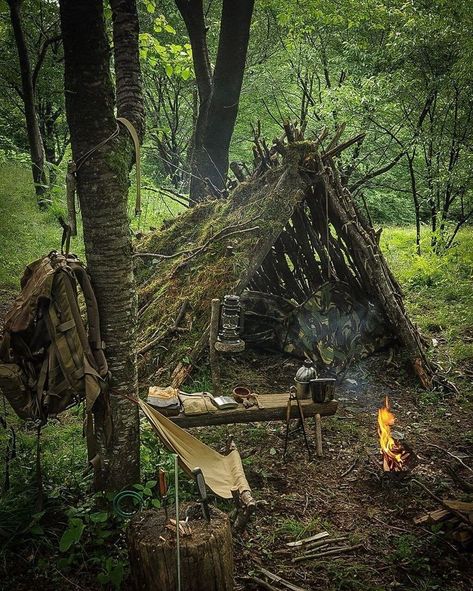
135;145;314;378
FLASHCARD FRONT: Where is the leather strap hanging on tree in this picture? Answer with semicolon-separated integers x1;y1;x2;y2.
117;116;141;215
65;117;141;234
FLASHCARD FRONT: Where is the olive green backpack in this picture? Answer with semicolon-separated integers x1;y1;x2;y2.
0;251;109;425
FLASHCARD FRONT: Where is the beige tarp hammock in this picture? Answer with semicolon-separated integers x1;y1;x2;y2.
138;399;251;500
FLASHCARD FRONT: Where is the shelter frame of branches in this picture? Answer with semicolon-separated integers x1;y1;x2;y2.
136;125;441;391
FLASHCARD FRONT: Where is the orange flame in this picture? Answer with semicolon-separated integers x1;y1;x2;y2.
377;396;403;469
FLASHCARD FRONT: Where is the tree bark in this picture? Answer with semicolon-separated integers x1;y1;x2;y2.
176;0;254;202
7;0;48;201
128;507;234;591
59;0;144;490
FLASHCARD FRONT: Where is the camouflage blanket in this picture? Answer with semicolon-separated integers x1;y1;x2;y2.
242;282;392;371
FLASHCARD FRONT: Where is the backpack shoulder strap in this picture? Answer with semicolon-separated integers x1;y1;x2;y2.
67;258;108;379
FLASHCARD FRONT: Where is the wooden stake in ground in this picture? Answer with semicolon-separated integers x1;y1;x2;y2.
314;413;323;457
209;299;221;396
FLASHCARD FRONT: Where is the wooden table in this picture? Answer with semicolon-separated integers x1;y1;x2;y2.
158;394;338;457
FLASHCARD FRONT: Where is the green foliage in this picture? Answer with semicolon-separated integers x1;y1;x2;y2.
382;227;473;367
0;161;84;288
55;494;129;588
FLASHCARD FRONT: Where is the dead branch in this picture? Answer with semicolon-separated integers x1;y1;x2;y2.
241;575;279;591
258;567;309;591
303;536;348;551
286;531;329;547
425;443;473;473
445;465;473;493
322;133;366;160
325;122;346;152
134;220;261;261
341;458;358;478
138;300;189;355
143;185;192;208
293;543;363;563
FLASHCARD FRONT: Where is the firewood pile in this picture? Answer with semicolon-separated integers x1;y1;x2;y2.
414;499;473;547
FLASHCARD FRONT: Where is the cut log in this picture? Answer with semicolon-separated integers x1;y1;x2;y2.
414;509;452;525
128;506;234;591
169;395;338;428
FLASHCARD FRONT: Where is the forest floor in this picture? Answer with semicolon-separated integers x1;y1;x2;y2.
0;163;472;590
214;350;473;591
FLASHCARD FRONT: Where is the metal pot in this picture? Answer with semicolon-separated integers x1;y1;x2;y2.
310;377;336;403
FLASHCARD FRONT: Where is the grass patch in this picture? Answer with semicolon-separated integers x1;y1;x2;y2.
382;226;473;368
0;162;83;289
0;161;183;291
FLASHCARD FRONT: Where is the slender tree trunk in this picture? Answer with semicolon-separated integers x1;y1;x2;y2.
59;0;144;491
407;151;421;255
194;0;254;198
7;0;48;201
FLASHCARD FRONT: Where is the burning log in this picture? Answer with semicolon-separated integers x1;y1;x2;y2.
377;396;413;473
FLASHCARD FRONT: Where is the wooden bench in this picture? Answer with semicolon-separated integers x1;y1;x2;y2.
164;394;338;456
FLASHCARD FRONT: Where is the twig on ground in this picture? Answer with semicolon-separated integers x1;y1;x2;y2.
341;458;358;478
445;464;473;492
292;543;363;563
286;531;329;547
53;568;87;591
240;575;278;591
303;536;348;551
425;443;472;473
371;515;411;533
258;568;309;591
411;479;472;527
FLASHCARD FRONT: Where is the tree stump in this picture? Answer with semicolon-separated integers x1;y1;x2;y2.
127;505;234;591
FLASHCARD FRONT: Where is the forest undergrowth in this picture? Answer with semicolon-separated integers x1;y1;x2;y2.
0;163;472;590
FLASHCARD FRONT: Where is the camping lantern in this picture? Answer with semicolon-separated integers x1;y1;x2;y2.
215;295;245;352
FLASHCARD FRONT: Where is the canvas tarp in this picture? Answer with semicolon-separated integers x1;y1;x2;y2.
138;399;251;499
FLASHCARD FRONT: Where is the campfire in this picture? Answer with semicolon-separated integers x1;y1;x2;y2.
377;396;411;472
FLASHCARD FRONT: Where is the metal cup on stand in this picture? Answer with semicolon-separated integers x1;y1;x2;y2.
309;377;336;403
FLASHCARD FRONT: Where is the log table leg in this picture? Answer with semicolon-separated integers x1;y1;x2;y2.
128;505;234;591
314;413;324;457
209;298;221;396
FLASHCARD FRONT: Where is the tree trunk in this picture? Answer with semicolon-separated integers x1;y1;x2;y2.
407;151;421;255
59;0;143;490
7;0;48;201
128;507;234;591
176;0;254;202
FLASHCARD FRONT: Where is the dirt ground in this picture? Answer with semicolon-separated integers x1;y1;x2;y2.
1;284;472;591
204;349;473;591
